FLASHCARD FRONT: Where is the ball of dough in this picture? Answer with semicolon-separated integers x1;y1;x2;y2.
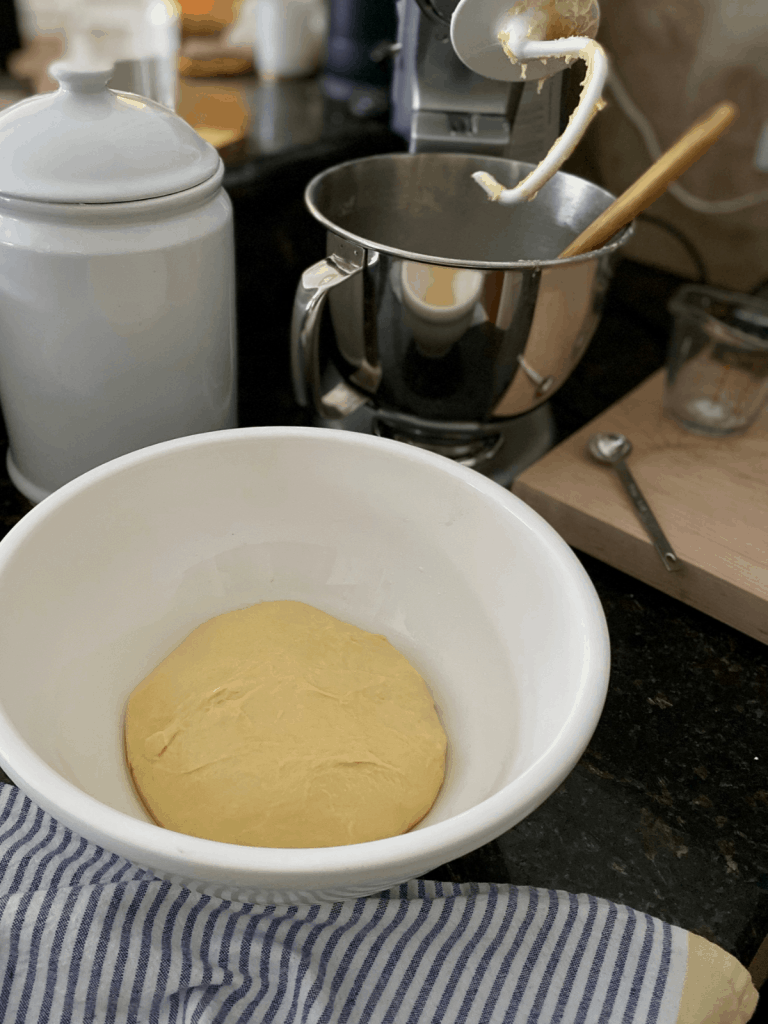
124;601;447;848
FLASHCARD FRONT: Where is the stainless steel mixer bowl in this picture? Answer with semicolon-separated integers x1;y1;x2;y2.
291;152;632;444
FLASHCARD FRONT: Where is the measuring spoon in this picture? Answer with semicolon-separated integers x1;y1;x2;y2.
587;432;681;572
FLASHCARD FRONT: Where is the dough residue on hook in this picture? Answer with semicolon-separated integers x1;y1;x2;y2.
475;0;607;204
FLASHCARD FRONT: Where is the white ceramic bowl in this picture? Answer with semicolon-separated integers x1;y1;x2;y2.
0;427;609;903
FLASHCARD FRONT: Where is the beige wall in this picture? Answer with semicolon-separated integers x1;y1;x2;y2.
567;0;768;290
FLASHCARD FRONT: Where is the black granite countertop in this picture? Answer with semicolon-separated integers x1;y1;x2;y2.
0;88;765;1007
430;261;768;977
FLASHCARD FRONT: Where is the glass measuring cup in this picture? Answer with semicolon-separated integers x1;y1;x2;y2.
664;285;768;437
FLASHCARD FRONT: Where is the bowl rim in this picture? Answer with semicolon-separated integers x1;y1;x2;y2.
0;426;610;884
304;151;634;271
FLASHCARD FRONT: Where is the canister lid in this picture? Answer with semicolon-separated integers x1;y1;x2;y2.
0;64;221;204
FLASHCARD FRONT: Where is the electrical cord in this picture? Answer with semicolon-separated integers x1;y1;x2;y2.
605;63;768;215
637;213;708;285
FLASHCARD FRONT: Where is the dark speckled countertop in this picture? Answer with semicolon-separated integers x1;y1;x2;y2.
430;262;768;975
0;81;765;1001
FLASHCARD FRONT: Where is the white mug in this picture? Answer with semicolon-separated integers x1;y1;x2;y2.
252;0;328;79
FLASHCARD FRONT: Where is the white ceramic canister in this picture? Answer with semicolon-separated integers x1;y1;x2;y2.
0;64;237;504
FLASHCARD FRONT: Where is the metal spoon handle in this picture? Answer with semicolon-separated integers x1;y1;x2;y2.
613;461;681;572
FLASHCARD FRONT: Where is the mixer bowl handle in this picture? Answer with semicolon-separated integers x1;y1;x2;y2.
290;255;370;420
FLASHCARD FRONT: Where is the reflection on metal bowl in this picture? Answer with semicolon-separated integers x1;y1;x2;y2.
291;151;632;475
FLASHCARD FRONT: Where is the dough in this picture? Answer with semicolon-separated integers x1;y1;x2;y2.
124;601;447;848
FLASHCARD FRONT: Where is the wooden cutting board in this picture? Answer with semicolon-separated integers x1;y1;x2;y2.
513;369;768;644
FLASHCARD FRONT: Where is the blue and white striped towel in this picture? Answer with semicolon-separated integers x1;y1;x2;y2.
0;784;691;1023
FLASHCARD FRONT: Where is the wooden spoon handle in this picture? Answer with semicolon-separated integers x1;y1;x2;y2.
558;100;739;259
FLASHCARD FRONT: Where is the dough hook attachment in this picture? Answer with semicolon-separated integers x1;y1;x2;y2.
450;0;608;204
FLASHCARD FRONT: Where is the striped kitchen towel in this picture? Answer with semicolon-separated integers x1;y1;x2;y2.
0;784;727;1023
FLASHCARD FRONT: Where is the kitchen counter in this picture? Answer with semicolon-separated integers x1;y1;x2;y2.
0;78;765;993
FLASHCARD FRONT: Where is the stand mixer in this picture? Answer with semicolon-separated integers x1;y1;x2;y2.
292;0;625;483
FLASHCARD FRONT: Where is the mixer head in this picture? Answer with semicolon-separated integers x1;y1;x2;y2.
391;0;547;157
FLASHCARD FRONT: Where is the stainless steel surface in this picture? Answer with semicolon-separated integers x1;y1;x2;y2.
315;394;557;485
291;151;632;437
390;0;529;156
413;0;453;26
290;250;369;419
588;432;682;573
304;152;629;267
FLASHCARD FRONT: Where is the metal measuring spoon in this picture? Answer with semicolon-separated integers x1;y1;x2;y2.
587;433;681;573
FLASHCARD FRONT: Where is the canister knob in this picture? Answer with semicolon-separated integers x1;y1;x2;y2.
49;64;115;94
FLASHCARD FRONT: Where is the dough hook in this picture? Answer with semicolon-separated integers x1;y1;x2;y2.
450;0;607;204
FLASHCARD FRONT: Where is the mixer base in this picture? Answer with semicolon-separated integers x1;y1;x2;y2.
313;403;556;488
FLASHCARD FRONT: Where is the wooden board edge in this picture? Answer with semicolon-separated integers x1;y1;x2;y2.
513;480;768;646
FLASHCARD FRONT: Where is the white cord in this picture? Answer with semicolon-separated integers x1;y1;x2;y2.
605;63;768;215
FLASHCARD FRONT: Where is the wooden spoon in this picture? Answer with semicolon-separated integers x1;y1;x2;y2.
558;100;738;259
